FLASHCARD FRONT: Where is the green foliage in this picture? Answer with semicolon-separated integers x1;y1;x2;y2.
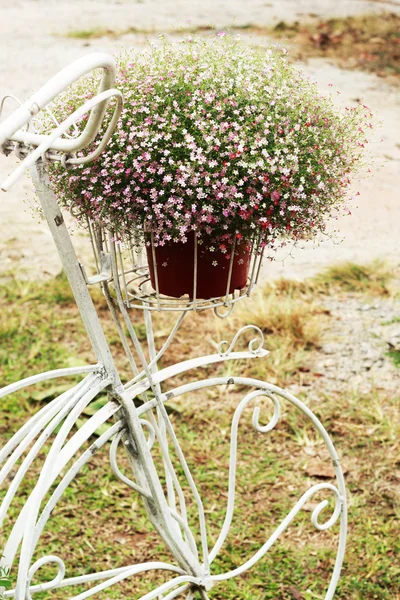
0;561;12;595
387;349;400;368
314;260;393;295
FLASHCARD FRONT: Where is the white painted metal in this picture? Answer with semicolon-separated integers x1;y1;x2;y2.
0;53;118;151
0;364;99;399
0;53;347;600
103;232;263;313
1;88;123;191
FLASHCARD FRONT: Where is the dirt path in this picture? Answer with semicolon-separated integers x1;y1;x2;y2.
1;0;400;279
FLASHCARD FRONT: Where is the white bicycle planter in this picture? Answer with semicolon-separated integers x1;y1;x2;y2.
0;53;347;600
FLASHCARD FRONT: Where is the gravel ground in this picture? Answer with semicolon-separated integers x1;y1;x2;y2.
306;295;400;396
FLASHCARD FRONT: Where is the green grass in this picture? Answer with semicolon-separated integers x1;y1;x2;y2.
1;262;399;599
382;316;400;326
387;350;400;368
65;27;111;39
65;26;156;39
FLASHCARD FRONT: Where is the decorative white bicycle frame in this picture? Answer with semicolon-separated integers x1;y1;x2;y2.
0;53;347;600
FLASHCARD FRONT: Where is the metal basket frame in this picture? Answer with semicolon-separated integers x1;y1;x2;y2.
83;220;265;315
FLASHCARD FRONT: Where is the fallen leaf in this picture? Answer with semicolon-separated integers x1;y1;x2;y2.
288;586;303;599
305;462;335;478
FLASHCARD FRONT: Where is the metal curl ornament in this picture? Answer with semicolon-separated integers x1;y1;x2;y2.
251;391;281;433
217;325;265;356
208;388;281;564
211;483;344;585
310;484;344;531
25;555;66;600
213;303;235;319
109;429;151;498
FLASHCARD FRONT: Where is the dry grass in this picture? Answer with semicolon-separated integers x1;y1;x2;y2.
268;12;400;82
313;260;396;295
230;284;325;386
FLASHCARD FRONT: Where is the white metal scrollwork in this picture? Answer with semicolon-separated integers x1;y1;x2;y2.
0;53;347;600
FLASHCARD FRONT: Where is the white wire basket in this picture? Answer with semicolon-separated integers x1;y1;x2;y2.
84;222;265;314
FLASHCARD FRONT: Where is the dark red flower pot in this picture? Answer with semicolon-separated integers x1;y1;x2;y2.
146;233;251;299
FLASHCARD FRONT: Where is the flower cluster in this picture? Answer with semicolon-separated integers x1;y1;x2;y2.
44;35;373;251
